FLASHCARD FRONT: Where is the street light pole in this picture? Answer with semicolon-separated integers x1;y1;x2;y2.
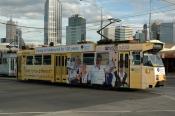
100;7;103;40
80;0;103;40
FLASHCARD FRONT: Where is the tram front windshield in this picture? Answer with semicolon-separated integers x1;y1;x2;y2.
143;54;164;67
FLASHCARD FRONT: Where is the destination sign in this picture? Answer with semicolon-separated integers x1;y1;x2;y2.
35;44;95;54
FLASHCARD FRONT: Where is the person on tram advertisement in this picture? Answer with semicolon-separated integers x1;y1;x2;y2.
115;66;128;88
104;59;116;87
67;57;81;85
67;56;89;85
89;54;106;85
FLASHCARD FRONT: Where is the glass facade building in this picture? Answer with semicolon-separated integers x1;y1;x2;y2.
66;14;86;45
44;0;62;45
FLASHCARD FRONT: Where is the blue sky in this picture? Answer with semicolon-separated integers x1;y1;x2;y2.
0;0;175;45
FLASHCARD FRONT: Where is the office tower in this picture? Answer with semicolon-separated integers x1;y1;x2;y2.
115;26;133;40
16;28;25;48
66;14;86;45
135;30;145;42
6;19;17;43
143;24;148;41
44;0;62;45
151;22;160;40
160;22;175;44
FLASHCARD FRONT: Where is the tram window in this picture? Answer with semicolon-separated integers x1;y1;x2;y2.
2;58;7;64
119;54;123;68
11;59;14;70
83;53;94;65
0;58;2;64
143;55;152;66
56;56;61;66
43;55;51;65
62;56;65;66
34;55;42;65
125;54;129;68
26;56;33;65
58;56;61;66
132;52;141;65
65;57;67;66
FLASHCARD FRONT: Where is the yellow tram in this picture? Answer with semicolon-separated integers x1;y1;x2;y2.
17;40;166;89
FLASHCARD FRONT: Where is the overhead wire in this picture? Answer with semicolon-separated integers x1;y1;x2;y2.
0;0;175;33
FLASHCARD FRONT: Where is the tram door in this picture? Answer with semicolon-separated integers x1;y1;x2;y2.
55;54;67;83
119;52;130;87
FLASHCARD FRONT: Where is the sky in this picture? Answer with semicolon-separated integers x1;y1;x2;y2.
0;0;175;45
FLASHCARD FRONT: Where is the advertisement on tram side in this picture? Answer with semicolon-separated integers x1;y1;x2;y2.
66;51;128;88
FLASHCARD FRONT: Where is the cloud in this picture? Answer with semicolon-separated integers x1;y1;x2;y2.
0;0;175;43
0;0;44;19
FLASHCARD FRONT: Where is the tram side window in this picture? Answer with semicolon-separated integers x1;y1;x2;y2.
125;54;129;68
119;54;123;68
83;53;94;65
2;58;7;64
26;56;33;65
132;52;141;65
11;59;14;70
0;58;2;64
56;56;61;66
43;55;51;65
0;55;1;64
34;55;42;65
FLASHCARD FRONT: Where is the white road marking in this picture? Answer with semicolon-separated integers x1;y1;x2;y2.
137;110;175;113
163;95;175;101
0;110;175;115
0;112;49;115
74;110;132;113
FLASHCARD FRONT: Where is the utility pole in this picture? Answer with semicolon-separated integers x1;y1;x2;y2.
149;0;152;40
100;7;103;40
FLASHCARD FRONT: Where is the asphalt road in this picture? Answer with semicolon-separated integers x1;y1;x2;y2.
0;74;174;116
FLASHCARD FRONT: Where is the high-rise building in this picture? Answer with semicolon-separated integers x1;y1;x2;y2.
103;27;115;40
44;0;62;45
16;28;25;48
6;19;17;43
66;14;86;45
151;22;160;40
143;24;148;41
115;26;133;40
135;30;145;42
6;18;25;48
160;22;175;44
